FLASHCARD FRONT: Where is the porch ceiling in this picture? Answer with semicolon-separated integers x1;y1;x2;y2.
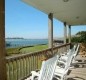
22;0;86;26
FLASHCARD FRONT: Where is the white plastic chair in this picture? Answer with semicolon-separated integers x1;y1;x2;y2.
54;49;75;80
73;44;79;58
26;55;59;80
72;44;80;63
59;44;77;63
53;45;79;80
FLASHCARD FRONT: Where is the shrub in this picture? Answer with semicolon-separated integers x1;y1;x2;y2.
71;31;86;43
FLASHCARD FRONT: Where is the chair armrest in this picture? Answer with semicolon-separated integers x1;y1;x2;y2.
31;71;40;80
31;71;40;76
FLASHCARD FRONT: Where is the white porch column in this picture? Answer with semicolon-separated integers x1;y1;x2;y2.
64;22;67;44
68;25;71;43
0;0;7;80
48;13;53;48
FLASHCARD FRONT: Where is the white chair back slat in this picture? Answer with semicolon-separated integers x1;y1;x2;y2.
73;44;80;60
74;44;79;56
65;44;79;69
65;48;75;70
38;56;59;80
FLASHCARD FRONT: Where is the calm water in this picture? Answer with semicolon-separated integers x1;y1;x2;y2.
6;39;48;48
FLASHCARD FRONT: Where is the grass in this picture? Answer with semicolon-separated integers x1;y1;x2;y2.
6;47;20;56
20;44;48;53
6;44;48;56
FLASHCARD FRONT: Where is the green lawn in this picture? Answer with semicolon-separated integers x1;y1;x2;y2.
6;47;20;56
6;44;48;56
19;44;48;53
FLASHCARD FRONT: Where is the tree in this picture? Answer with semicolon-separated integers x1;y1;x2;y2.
71;31;86;43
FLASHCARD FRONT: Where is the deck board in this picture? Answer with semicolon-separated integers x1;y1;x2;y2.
66;54;86;80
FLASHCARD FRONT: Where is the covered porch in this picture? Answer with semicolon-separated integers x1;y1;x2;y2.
0;0;86;80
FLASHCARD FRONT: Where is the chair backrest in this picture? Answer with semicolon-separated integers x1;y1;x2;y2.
73;44;77;51
73;44;80;58
66;49;72;56
68;44;77;55
65;44;76;57
66;44;79;68
60;45;79;71
38;55;59;80
59;47;75;63
65;49;75;70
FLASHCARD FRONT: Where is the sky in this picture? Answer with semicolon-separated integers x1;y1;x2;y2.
5;0;86;39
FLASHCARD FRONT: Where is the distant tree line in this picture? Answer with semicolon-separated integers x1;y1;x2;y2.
6;37;24;39
71;31;86;43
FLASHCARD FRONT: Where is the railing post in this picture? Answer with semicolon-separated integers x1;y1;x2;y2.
0;0;7;80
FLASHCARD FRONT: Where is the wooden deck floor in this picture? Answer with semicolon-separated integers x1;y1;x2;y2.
66;54;86;80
